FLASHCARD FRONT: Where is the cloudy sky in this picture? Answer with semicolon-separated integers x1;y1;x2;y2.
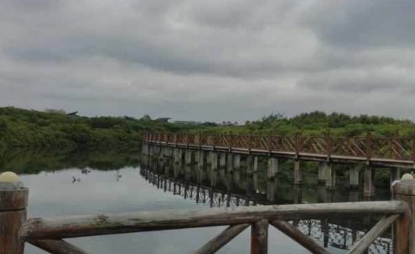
1;0;415;122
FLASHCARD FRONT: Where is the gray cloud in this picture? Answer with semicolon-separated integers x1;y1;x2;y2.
1;0;415;122
302;1;415;49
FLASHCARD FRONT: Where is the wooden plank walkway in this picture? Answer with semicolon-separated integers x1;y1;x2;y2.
144;132;415;168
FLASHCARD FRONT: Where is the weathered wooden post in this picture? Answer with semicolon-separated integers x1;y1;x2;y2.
251;219;268;254
392;173;415;253
0;172;28;254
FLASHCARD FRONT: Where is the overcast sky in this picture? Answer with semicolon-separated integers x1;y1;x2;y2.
1;0;415;122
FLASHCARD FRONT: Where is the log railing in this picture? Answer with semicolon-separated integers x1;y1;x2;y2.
19;201;409;254
1;174;415;254
144;132;415;166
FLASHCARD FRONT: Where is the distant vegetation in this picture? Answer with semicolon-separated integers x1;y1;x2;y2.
203;112;415;137
0;107;414;151
0;107;203;150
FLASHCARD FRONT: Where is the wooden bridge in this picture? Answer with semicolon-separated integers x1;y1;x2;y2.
143;132;414;196
143;132;415;167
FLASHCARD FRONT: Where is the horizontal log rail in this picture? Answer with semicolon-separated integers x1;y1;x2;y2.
18;201;406;254
21;201;406;240
143;132;415;167
2;175;415;254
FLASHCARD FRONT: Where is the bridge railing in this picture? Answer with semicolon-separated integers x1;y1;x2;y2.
2;175;415;254
144;132;415;166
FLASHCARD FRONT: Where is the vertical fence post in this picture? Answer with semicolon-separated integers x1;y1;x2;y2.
392;174;415;253
0;172;28;254
366;132;372;164
251;219;268;254
325;132;332;162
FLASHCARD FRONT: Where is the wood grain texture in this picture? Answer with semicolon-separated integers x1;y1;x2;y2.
271;221;330;254
193;224;249;254
28;239;90;254
21;201;406;240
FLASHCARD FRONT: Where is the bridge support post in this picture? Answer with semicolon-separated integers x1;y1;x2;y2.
364;167;375;197
266;180;277;202
185;150;193;165
318;162;327;184
253;156;259;189
253;156;258;172
317;185;327;203
173;159;180;178
325;163;336;190
0;174;28;254
294;160;302;185
349;167;359;189
197;150;205;183
392;175;415;253
210;153;218;187
174;148;182;165
219;153;227;170
227;154;234;174
234;154;241;171
390;168;401;185
293;185;302;204
267;158;278;180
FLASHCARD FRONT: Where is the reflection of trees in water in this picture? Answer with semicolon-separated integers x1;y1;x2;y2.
0;148;141;174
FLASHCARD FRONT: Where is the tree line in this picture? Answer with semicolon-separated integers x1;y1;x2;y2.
1;107;414;151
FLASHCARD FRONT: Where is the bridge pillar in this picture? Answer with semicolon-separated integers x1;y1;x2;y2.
233;154;241;171
247;155;253;174
294;160;302;185
325;163;336;189
233;168;241;185
253;156;259;190
390;168;401;185
318;161;327;184
267;158;278;180
197;150;205;183
317;185;326;203
227;153;234;173
293;185;302;204
349;166;359;189
364;167;375;197
254;156;259;172
219;153;227;170
173;158;180;178
210;153;218;187
185;150;193;165
266;180;278;202
174;148;183;164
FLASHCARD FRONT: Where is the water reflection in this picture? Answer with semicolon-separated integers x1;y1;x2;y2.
141;150;393;254
0;148;394;254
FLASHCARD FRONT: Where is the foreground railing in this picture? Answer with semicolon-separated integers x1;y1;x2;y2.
1;173;415;254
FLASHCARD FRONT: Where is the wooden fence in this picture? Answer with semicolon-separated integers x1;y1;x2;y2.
144;132;415;167
2;176;415;253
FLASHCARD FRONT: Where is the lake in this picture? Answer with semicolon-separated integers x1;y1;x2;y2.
0;149;393;254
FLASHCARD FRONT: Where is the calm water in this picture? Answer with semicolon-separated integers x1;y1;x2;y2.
0;149;393;254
